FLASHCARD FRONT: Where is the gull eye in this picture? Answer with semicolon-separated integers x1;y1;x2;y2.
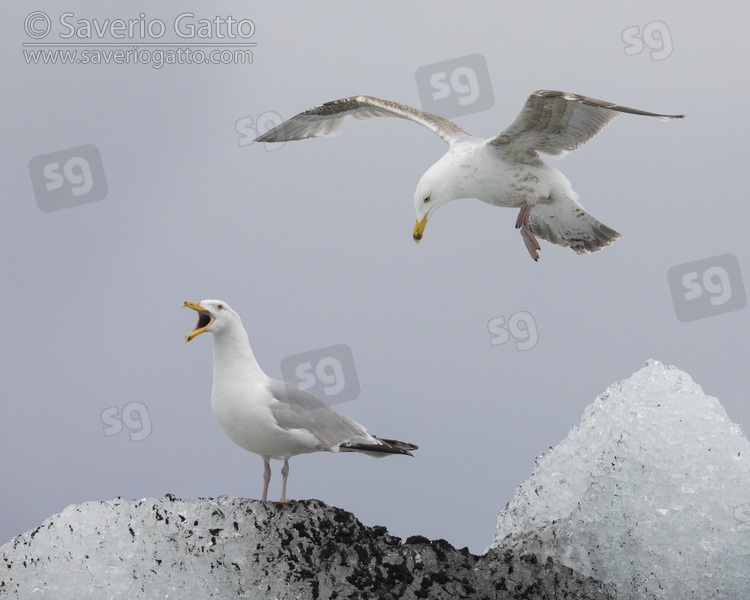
423;196;430;204
217;304;223;310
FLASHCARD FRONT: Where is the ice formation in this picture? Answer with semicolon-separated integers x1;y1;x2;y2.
3;359;746;599
1;496;613;599
494;359;750;599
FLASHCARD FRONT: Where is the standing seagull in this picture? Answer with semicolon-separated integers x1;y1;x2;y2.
255;90;683;260
183;299;417;502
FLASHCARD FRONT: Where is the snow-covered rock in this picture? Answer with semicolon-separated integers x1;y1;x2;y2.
1;495;613;600
494;360;750;599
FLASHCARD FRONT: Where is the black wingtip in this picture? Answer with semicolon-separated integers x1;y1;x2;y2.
342;436;418;456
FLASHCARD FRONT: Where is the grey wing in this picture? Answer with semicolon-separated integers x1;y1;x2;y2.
266;379;370;449
488;90;684;163
254;95;467;144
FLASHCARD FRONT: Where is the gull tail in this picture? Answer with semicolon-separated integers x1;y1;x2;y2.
528;195;622;256
340;436;418;458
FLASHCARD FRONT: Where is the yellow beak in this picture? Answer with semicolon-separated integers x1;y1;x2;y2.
413;215;428;244
182;301;212;343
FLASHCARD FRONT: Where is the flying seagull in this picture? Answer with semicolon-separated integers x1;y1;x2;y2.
183;299;417;502
255;90;684;260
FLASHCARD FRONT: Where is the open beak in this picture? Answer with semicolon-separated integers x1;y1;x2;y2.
413;214;428;244
182;301;213;342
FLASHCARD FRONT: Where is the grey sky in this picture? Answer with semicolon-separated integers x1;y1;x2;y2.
2;2;748;553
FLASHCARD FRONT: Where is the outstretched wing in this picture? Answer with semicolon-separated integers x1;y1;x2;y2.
255;95;467;144
488;90;684;163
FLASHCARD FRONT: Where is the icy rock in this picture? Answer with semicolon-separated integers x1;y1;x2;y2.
1;495;614;599
494;359;750;600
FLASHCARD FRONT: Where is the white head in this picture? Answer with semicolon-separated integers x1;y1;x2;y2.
412;159;461;243
183;299;243;342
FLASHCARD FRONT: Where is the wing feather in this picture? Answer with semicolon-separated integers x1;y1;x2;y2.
489;90;684;163
255;95;466;144
266;379;369;449
266;379;417;455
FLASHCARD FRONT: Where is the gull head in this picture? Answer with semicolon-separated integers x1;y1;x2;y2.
182;299;241;342
412;163;456;244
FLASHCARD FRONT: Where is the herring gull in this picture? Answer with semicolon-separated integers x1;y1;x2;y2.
183;299;417;502
255;90;684;260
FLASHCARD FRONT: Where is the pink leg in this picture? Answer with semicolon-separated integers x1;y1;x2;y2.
516;198;551;261
261;457;271;502
278;458;291;503
515;203;532;229
520;225;541;261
